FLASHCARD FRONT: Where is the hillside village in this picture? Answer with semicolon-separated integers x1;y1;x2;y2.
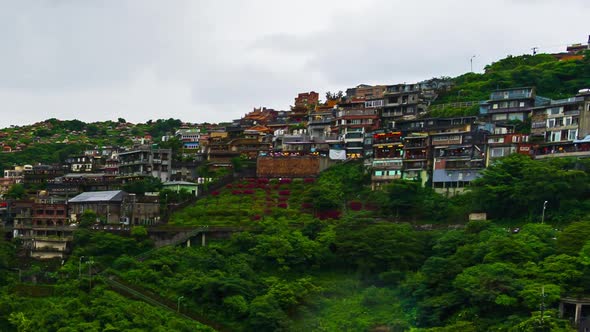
1;35;590;331
0;39;589;261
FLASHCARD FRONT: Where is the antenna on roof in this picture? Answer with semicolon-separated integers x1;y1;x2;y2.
531;47;538;55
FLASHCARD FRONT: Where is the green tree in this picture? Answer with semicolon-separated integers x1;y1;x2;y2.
4;184;26;199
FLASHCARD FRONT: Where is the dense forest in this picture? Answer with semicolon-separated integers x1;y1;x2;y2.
2;155;590;331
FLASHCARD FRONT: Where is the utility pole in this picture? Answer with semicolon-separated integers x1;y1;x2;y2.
531;47;538;55
470;55;476;72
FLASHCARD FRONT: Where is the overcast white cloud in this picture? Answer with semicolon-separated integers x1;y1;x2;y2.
0;0;588;127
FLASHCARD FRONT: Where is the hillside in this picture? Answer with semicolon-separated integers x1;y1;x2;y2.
435;52;590;105
0;118;183;172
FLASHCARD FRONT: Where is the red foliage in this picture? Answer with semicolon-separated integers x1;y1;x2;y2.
278;197;288;202
349;201;363;211
277;203;288;209
243;189;255;195
211;191;220;196
304;178;315;183
278;190;291;196
251;215;261;221
316;210;341;220
226;184;233;189
279;178;292;184
257;178;269;184
231;190;242;195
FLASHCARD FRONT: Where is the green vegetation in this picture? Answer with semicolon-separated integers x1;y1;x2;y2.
0;143;88;174
0;118;185;174
431;52;590;117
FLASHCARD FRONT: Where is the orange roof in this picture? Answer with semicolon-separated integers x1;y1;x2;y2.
246;125;272;133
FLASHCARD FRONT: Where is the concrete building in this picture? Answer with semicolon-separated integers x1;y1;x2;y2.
531;89;590;159
118;146;172;182
294;91;319;108
479;87;545;125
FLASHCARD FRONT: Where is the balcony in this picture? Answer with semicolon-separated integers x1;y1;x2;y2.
372;158;403;170
445;160;485;170
535;150;590;159
431;138;462;146
309;118;333;126
403;161;428;170
337;109;378;117
490;91;532;100
404;142;427;149
372;174;402;181
404;154;427;160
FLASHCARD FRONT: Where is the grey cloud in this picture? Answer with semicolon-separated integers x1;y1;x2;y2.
0;0;588;128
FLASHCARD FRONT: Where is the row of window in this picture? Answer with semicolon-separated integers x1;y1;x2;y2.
491;101;526;109
546;129;578;142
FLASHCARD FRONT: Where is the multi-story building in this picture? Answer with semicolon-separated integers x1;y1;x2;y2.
402;133;430;185
46;173;120;197
175;128;202;153
23;165;65;187
345;84;386;100
479;87;544;125
118;147;172;182
13;201;72;260
380;83;433;128
486;125;532;165
370;131;404;189
430;120;488;196
294;91;319;108
62;155;98;173
531;89;590;159
308;100;338;141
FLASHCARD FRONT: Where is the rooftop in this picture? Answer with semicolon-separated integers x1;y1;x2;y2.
68;190;126;203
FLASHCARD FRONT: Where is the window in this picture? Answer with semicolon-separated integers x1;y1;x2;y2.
375;171;383;176
508;113;524;121
565;117;573;126
493;104;498;109
550;131;561;142
492;113;507;121
491;148;505;157
519;101;525;107
569;130;578;141
547;119;556;128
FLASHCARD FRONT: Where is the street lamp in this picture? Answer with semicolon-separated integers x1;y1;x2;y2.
470;55;477;72
541;201;548;224
78;256;85;279
177;296;185;313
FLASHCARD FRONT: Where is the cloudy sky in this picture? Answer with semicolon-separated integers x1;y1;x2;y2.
0;0;588;127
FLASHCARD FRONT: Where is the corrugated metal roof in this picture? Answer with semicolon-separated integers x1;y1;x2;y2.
68;190;125;203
